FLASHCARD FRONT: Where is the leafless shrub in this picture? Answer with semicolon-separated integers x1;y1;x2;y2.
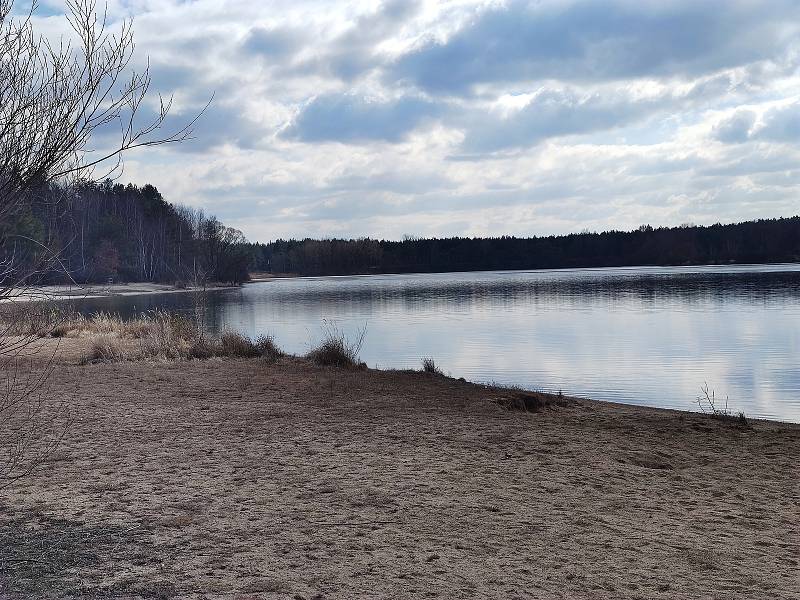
255;334;283;361
187;338;217;360
82;334;125;363
421;357;442;375
49;324;70;338
306;321;366;368
134;311;197;359
696;383;750;428
218;331;260;358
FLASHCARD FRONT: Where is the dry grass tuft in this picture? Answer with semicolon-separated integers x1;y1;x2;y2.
135;312;199;360
696;383;750;428
56;310;288;364
496;390;570;413
82;335;126;364
307;322;366;368
187;338;217;360
421;357;442;375
0;304;290;364
255;334;283;361
218;331;261;358
50;324;70;338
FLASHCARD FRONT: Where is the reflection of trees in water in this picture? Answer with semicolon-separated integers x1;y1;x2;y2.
70;270;800;321
238;271;800;309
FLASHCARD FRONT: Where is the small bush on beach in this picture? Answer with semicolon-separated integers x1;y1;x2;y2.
486;381;569;413
134;311;199;359
83;335;125;363
696;383;750;428
307;322;366;368
219;331;261;358
496;389;569;412
50;324;70;338
255;334;283;361
188;338;217;360
307;338;358;367
165;312;198;341
421;357;442;375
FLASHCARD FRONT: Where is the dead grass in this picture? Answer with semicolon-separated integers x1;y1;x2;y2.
306;322;366;368
495;389;570;412
83;334;126;363
187;337;217;360
218;331;261;358
0;303;65;338
421;357;442;375
63;311;288;365
696;383;751;429
254;334;283;361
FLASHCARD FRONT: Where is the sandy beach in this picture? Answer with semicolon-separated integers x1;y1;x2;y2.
3;282;238;304
0;336;797;599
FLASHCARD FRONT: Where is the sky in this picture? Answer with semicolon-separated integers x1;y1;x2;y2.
32;0;800;241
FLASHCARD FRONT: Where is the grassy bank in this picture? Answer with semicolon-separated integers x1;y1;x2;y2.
9;310;365;368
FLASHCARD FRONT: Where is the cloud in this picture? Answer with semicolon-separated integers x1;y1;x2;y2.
712;110;757;143
461;88;666;152
271;0;421;82
241;26;302;59
282;93;442;143
458;74;752;153
756;102;800;143
323;0;420;81
711;102;800;145
389;0;800;95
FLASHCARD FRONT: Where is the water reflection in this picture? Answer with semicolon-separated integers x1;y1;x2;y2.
70;264;800;422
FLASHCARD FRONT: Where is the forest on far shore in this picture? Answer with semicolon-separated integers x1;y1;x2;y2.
3;179;800;283
247;217;800;277
2;180;251;285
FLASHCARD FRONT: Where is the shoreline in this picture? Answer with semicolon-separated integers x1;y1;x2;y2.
2;281;239;303
3;309;797;426
245;261;800;281
7;260;800;303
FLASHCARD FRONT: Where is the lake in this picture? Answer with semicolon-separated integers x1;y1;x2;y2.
72;264;800;423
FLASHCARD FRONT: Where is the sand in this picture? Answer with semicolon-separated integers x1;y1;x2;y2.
3;282;236;303
0;339;798;599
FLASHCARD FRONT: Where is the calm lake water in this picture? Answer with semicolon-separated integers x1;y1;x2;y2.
72;264;800;423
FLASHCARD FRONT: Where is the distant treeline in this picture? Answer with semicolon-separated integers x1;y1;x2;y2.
6;181;799;283
247;218;800;276
2;180;250;284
